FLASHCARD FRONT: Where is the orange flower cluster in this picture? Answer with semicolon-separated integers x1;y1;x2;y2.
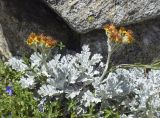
27;33;57;48
103;24;134;44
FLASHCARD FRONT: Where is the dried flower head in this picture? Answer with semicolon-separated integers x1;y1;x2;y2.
103;24;134;44
104;24;121;43
119;27;134;44
27;33;57;48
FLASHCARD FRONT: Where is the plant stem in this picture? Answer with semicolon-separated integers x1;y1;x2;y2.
41;47;51;72
41;50;49;73
100;39;112;82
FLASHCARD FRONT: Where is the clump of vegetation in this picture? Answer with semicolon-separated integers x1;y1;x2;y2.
1;25;160;118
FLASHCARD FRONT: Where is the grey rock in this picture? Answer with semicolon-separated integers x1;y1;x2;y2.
1;0;160;66
0;24;12;59
0;0;80;57
44;0;160;33
81;17;160;65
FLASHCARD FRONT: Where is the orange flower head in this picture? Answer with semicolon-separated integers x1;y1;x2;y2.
104;24;117;33
27;33;37;45
104;24;122;43
119;27;126;35
103;24;134;44
45;37;58;48
27;33;58;48
120;29;134;44
125;30;134;43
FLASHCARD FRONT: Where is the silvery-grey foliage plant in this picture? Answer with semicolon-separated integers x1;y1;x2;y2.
7;45;160;117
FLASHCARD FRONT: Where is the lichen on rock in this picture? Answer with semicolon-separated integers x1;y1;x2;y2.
44;0;160;33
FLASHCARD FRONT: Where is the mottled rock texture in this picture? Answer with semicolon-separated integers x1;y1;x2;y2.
81;17;160;64
44;0;160;33
0;24;12;59
0;0;80;57
0;0;160;65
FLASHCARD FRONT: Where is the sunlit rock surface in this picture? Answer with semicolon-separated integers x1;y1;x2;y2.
1;0;160;65
0;24;12;59
44;0;160;33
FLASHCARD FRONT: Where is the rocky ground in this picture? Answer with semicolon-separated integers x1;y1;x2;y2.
0;0;160;65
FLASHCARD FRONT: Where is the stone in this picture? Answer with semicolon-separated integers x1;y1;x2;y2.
0;24;12;59
0;0;81;57
44;0;160;33
1;0;160;66
81;17;160;64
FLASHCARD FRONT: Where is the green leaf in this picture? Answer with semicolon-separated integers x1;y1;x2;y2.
58;42;65;50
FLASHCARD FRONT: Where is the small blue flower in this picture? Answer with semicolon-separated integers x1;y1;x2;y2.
5;86;13;96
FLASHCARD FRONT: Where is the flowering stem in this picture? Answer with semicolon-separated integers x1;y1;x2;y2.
41;49;49;72
35;47;50;73
100;39;112;82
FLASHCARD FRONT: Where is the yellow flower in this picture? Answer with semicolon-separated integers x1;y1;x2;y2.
104;24;117;34
44;36;58;48
123;30;134;44
27;33;36;45
104;24;122;43
27;33;58;48
119;28;134;44
103;24;134;44
119;27;126;35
